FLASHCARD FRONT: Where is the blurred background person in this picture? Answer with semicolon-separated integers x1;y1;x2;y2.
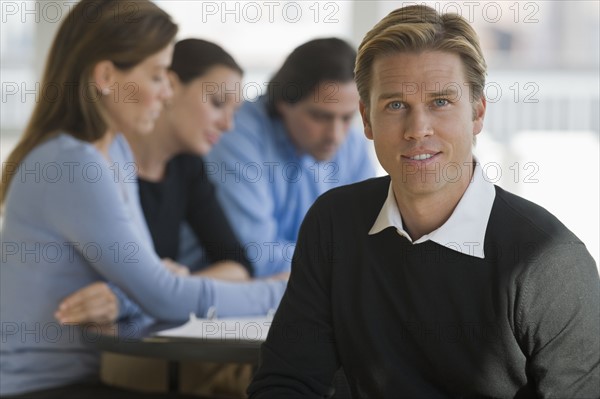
56;38;283;398
0;2;286;397
118;38;252;282
203;38;376;277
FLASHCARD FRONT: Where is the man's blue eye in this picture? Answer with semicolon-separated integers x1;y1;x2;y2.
434;99;449;106
389;101;402;110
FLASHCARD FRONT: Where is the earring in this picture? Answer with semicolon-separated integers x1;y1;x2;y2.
101;87;110;96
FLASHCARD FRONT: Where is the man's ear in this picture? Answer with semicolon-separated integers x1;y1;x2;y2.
472;95;486;137
92;60;116;94
360;101;373;140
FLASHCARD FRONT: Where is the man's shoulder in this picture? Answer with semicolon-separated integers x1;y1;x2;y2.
311;176;390;219
235;97;271;130
490;185;581;244
297;176;389;234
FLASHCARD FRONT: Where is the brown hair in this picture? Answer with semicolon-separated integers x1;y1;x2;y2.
355;4;487;109
170;39;243;84
266;38;356;117
1;0;177;205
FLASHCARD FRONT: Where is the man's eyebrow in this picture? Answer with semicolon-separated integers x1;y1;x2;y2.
376;92;405;102
376;88;461;102
422;88;460;98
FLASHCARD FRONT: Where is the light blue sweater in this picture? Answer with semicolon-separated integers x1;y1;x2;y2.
0;134;286;395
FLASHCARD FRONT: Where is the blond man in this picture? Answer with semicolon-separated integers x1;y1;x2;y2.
248;5;599;398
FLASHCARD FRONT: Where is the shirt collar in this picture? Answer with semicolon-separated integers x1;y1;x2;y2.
368;160;496;259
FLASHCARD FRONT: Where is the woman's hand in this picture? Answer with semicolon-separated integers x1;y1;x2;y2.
54;282;118;325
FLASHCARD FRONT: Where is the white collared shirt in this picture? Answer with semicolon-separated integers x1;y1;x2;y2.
368;160;496;259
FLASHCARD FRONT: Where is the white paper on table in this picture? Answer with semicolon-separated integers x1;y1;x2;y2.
155;313;272;342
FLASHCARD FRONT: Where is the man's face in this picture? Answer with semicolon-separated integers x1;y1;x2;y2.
278;81;360;161
361;51;486;199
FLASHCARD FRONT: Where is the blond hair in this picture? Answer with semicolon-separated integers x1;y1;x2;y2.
355;5;487;108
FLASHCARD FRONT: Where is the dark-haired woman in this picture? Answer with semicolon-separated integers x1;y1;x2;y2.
51;39;285;398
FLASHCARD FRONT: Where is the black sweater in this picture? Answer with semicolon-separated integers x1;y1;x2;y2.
249;176;599;398
138;154;252;274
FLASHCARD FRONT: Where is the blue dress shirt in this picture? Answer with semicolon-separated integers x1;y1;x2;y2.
204;96;376;277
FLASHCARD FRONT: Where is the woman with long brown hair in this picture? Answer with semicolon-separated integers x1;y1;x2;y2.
0;1;286;397
54;39;259;326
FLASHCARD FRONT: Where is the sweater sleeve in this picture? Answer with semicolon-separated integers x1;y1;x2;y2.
514;242;600;397
109;282;146;321
248;200;340;398
185;157;254;275
44;148;282;322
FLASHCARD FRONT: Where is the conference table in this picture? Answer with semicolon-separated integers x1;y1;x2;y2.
91;317;264;393
91;316;350;397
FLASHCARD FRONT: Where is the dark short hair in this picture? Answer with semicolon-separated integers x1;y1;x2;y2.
266;38;356;116
170;39;243;84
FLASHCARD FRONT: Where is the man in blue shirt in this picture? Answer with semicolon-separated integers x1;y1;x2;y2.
204;38;376;277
